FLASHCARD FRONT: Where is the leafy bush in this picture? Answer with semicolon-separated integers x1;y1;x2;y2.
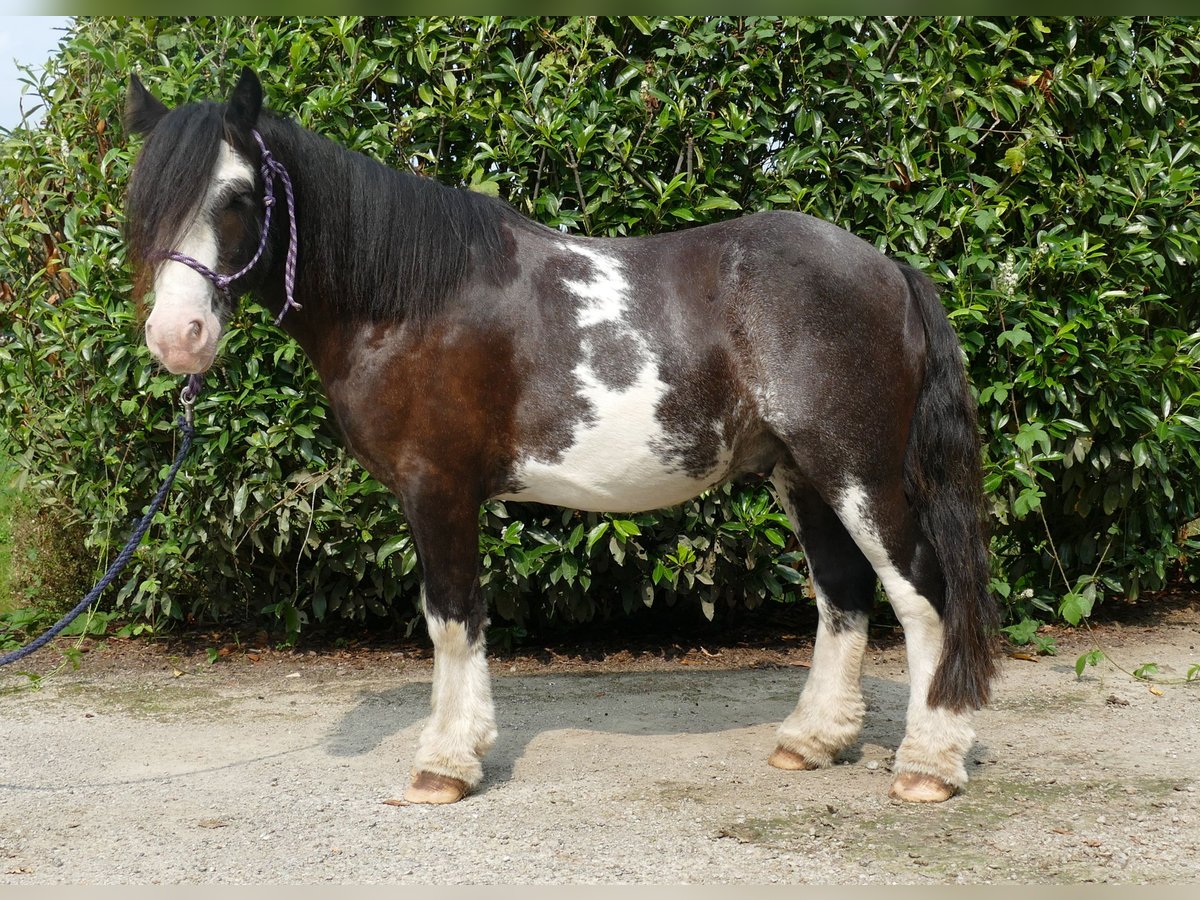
2;16;1198;639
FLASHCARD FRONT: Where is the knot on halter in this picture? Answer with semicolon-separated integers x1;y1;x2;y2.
163;128;301;326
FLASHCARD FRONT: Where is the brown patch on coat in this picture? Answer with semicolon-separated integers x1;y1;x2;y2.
320;318;522;498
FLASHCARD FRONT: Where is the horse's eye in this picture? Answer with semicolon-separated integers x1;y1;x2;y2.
226;191;253;211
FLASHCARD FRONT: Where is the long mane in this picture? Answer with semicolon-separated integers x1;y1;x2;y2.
128;101;540;323
261;114;538;324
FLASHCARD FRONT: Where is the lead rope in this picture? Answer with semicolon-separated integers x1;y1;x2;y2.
2;131;298;668
0;375;201;668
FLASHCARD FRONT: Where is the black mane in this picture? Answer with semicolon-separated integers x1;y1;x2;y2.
128;100;539;323
261;114;538;324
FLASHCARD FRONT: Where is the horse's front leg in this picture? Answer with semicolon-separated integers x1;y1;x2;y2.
401;485;497;804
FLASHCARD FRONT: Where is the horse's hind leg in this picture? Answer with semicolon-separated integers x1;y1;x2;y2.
768;465;875;770
400;486;497;804
834;480;974;802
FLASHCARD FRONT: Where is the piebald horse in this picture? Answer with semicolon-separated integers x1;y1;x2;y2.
125;68;997;805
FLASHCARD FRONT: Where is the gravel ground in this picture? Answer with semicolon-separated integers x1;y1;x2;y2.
1;607;1198;884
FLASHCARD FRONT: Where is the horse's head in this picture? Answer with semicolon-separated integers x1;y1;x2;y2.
125;68;269;374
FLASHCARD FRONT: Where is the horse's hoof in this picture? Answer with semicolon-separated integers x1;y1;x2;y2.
769;746;817;771
403;771;469;804
888;772;957;803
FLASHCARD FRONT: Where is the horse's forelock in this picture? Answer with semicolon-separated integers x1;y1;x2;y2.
126;102;227;299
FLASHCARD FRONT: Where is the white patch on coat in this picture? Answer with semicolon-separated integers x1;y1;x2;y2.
412;615;497;788
559;242;629;328
500;242;730;512
144;141;255;374
835;482;975;788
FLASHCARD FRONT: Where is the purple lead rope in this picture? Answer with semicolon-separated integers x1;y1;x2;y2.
166;129;300;325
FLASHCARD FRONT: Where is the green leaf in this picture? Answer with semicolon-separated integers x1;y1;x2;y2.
998;327;1032;348
1014;425;1049;454
1002;617;1040;645
376;535;407;566
695;195;742;212
612;519;641;539
232;483;250;518
1112;23;1134;56
585;522;609;551
774;563;804;585
1140;87;1160;117
1059;591;1094;626
1075;649;1104;677
558;554;579;584
628;16;653;35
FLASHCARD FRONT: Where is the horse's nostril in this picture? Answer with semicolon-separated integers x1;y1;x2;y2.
188;320;204;341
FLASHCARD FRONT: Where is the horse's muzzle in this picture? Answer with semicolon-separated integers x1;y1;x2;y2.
144;316;217;374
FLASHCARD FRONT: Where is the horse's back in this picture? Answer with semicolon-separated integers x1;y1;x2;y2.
494;211;922;511
688;212;928;450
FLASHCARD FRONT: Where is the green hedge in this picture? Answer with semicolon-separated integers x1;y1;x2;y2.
2;16;1199;638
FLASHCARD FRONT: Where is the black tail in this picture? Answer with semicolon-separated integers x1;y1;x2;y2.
898;262;999;712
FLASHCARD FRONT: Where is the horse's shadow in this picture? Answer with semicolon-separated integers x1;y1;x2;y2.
323;667;934;792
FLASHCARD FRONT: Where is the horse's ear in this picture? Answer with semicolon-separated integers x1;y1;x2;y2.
125;73;168;136
226;66;263;132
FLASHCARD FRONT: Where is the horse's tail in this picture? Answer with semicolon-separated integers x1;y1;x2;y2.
898;262;999;712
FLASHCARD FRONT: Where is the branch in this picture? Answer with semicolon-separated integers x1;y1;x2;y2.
565;146;592;234
883;16;915;69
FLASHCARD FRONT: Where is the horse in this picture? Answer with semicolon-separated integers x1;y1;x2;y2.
124;67;998;806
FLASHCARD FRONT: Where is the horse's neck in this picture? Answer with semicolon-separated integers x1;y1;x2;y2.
257;121;362;330
258;119;534;384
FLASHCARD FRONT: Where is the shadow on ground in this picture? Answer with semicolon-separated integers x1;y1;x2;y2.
321;667;965;794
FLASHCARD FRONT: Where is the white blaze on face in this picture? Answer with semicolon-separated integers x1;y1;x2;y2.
144;141;255;374
500;242;731;512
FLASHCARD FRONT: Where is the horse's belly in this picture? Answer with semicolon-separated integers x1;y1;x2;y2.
499;454;725;513
498;359;730;513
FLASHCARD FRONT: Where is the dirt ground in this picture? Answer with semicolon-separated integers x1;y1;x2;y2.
1;597;1198;884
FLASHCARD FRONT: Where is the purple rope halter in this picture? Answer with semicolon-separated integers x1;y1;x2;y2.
165;129;300;325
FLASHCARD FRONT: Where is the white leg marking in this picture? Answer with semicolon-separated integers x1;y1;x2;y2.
837;483;974;787
777;595;868;767
413;616;497;788
770;469;868;766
